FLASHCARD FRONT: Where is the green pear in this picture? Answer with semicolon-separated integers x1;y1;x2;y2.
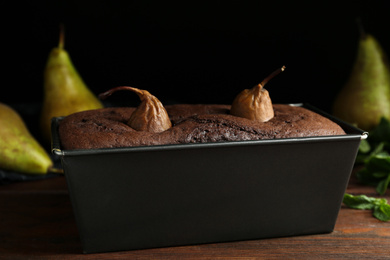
0;103;54;175
40;27;103;143
333;31;390;131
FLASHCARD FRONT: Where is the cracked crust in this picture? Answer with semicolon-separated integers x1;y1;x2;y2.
58;104;346;150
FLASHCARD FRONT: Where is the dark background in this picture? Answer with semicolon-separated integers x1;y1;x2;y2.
4;1;390;114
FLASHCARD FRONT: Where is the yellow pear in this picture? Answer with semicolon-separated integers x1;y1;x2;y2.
333;31;390;131
40;27;103;143
0;103;54;175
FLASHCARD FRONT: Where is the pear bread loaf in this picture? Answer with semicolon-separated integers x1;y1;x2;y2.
58;67;346;150
58;104;346;150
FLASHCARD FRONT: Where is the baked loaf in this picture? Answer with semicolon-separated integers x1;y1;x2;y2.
58;104;346;150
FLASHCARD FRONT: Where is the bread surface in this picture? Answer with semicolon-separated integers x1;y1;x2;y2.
58;104;346;150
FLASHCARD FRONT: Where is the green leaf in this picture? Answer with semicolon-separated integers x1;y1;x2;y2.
372;171;390;178
367;153;390;171
358;142;387;165
359;139;371;154
373;203;390;221
355;116;390;195
343;194;375;210
344;193;390;222
369;117;390;143
376;174;390;195
368;143;387;159
357;168;384;186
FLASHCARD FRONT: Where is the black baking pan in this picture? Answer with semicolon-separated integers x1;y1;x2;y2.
51;103;367;254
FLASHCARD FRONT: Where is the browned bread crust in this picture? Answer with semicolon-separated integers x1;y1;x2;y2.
58;104;346;150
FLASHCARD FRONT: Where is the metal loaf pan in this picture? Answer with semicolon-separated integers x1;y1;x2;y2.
51;103;367;254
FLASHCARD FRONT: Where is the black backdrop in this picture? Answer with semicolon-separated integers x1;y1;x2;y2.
4;1;390;113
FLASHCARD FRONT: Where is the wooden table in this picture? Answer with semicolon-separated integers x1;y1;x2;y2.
1;169;389;259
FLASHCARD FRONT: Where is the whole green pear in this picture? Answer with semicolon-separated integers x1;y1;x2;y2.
333;32;390;131
0;103;53;174
40;28;103;143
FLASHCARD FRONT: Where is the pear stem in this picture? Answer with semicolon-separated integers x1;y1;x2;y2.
58;24;65;49
99;86;145;100
260;66;286;87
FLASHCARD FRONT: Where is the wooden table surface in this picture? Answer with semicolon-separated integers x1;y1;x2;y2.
1;169;389;260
